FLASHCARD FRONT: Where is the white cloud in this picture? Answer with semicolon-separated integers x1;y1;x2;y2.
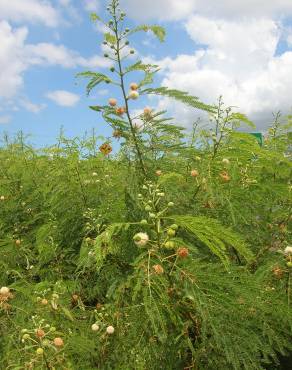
0;0;60;27
20;98;46;113
287;32;292;47
121;0;292;21
83;0;100;12
46;90;80;107
121;0;196;21
0;20;110;105
0;21;28;99
144;16;292;130
0;115;12;124
26;43;111;69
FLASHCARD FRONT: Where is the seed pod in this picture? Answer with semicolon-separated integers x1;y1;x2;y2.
153;264;164;274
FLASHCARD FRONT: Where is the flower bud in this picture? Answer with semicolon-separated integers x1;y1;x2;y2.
106;326;115;334
91;323;100;332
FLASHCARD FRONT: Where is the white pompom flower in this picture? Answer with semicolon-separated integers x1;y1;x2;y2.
128;90;139;100
284;246;292;255
106;326;115;334
91;323;100;332
0;286;10;295
133;232;149;247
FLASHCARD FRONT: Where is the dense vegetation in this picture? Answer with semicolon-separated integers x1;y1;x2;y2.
0;1;291;369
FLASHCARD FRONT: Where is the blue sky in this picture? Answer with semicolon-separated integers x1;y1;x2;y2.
1;0;292;147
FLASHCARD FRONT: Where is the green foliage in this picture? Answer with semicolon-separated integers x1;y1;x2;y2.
76;72;111;95
170;215;254;266
128;25;166;42
141;86;216;112
0;1;292;369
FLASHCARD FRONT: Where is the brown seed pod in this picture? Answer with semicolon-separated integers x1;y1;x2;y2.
272;266;284;279
177;247;189;258
99;143;112;156
153;264;164;274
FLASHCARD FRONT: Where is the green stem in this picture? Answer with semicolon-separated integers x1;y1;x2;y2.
112;6;147;178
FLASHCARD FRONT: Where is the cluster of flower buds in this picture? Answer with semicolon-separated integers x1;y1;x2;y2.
128;82;139;100
91;323;115;334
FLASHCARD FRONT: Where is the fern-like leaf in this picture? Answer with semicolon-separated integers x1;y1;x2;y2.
76;72;111;95
128;25;166;42
169;215;254;267
141;87;216;113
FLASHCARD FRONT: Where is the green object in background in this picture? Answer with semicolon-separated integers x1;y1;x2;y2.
250;132;263;146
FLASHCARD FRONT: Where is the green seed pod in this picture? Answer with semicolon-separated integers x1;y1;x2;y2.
145;205;152;212
164;241;175;249
140;219;148;225
167;229;176;237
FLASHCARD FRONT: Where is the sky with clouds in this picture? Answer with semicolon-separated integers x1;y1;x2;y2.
0;0;292;146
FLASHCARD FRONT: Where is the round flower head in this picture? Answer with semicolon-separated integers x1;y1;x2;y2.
190;169;199;177
143;107;152;115
108;98;117;107
36;348;44;356
129;90;139;100
222;158;230;165
106;326;115;334
219;171;231;182
113;129;123;139
36;329;45;338
130;82;139;91
91;323;100;332
53;337;64;347
153;264;164;274
133;232;149;247
177;247;189;258
99;143;112;156
0;195;5;201
0;287;10;295
284;246;292;255
116;107;125;116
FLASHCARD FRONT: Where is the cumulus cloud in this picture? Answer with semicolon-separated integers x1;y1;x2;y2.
83;0;100;12
0;20;110;103
26;43;111;69
0;0;60;27
46;90;80;107
142;15;292;130
0;21;28;99
121;0;196;21
121;0;292;21
20;98;46;113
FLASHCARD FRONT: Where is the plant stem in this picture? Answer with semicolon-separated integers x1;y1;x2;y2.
112;6;147;178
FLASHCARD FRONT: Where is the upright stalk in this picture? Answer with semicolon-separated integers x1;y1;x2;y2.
112;4;147;177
